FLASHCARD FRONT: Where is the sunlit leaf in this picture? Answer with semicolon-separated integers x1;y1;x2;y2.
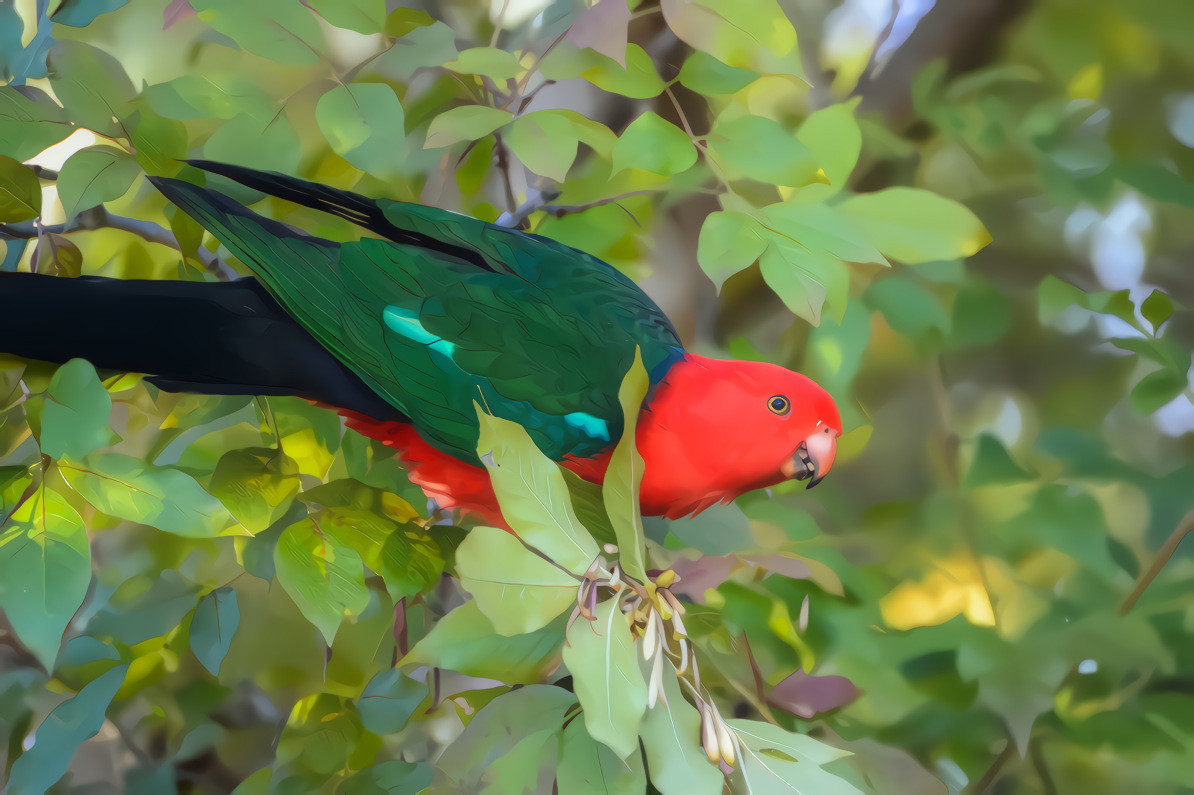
0;483;91;669
837;188;992;264
603;349;650;582
274;517;370;645
711;115;821;188
306;0;385;34
728;719;861;795
661;0;803;78
612;112;697;177
191;0;326;64
475;408;600;574
444;46;523;82
456;525;577;635
207;447;300;533
557;716;647;793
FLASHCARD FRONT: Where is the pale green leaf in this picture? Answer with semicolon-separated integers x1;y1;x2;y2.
434;686;576;792
190;586;239;676
403;600;562;683
274;518;371;645
191;0;326;64
47;41;136;135
56;146;140;218
641;669;724;795
0;484;91;669
661;0;803;78
204;111;302;174
322;508;444;601
836;187;992;264
557;716;647;794
62;453;237;538
697;211;767;288
475;408;600;574
424;105;512;149
207;447;300;533
540;42;665;99
445;46;524;82
306;0;385;33
0;154;41;222
711;115;821;188
563;597;648;760
143;74;272;121
7;664;128;795
602;349;649;582
728;719;862;795
456;525;578;635
612;112;697;177
316;83;406;175
39;358;112;460
796;101;862;193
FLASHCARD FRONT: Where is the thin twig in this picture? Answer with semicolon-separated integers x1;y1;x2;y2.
1119;510;1194;615
970;739;1015;794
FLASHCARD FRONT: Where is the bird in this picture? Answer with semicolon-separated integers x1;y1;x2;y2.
1;160;840;527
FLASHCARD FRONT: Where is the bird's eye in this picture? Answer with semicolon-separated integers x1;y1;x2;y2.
768;395;790;416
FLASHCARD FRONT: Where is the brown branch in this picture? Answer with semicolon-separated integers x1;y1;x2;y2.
1119;510;1194;616
969;739;1016;794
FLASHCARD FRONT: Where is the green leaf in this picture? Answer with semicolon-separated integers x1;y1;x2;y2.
612;112;697;177
321;508;444;601
557;716;647;793
306;0;385;33
563;597;648;760
562;469;618;548
603;349;649;582
1141;289;1174;332
190;586;239;676
51;0;129;27
7;664;128;795
0;484;91;669
434;686;576;791
456;525;578;635
963;434;1035;490
191;0;326;64
344;761;433;795
444;46;523;82
356;669;425;735
641;668;724;795
47;41;136;135
540;43;665;99
474;408;601;574
404;599;563;683
864;276;950;339
204;112;302;174
316;83;406;175
207;447;300;533
697;211;767;289
0;155;41;222
384;7;434;36
38;358;112;460
661;0;803;78
677;50;758;95
505;111;580;182
711;115;821;187
0;87;70;161
62;453;236;538
1131;368;1189;414
56;146;140;218
796;101;862;193
728;718;862;795
274;518;371;645
424;105;513;149
143;74;271;121
837;187;992;264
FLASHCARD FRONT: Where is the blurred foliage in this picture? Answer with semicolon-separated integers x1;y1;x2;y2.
1;0;1193;792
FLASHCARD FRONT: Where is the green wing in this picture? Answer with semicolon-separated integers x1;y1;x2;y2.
151;167;682;463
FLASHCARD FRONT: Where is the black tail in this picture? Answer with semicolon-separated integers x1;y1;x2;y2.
0;272;405;422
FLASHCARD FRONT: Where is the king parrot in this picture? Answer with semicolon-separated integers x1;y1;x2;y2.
3;160;841;527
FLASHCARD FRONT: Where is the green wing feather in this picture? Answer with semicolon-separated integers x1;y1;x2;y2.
151;167;682;463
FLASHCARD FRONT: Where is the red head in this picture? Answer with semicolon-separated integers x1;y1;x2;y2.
634;354;841;518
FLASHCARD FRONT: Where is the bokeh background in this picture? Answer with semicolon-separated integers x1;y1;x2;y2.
1;0;1193;792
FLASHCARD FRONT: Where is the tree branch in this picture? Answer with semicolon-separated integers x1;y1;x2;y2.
1119;510;1194;615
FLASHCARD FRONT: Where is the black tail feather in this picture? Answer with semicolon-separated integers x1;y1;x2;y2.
0;272;405;422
